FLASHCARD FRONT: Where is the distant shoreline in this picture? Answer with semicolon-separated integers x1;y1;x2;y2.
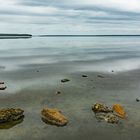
37;35;140;37
0;34;32;39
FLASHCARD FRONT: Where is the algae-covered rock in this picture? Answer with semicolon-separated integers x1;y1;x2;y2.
92;103;127;124
95;113;119;124
41;107;68;126
92;103;121;124
0;108;24;123
92;103;113;113
0;108;24;129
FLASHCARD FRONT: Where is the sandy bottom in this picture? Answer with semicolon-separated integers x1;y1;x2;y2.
0;63;140;140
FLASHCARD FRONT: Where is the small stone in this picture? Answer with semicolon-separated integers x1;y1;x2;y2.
0;82;4;84
56;91;61;95
136;98;140;102
112;70;114;72
82;75;88;77
61;79;70;83
97;75;104;78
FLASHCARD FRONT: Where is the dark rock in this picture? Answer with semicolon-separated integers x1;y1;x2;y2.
56;91;61;95
136;98;140;102
0;82;4;84
61;79;70;83
82;75;88;77
41;107;68;126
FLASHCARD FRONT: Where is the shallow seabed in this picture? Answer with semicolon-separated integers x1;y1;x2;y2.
0;37;140;140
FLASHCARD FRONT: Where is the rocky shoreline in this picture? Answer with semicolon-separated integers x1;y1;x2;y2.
0;77;129;128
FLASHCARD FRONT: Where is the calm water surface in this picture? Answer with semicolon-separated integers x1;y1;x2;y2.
0;37;140;140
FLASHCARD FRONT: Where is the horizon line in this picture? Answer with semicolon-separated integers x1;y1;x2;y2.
35;34;140;37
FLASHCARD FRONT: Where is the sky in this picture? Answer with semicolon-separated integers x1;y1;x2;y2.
0;0;140;35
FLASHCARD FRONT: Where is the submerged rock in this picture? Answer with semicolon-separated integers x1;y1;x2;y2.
95;113;119;124
61;79;70;83
113;104;126;118
0;108;24;123
136;98;140;102
41;107;68;126
0;117;24;129
82;75;88;77
92;103;113;113
97;75;104;78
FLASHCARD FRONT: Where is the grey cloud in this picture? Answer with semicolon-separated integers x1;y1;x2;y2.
0;0;140;34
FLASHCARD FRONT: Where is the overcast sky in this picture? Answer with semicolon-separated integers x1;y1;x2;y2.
0;0;140;34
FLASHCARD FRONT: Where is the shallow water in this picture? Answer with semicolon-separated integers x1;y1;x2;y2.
0;36;140;140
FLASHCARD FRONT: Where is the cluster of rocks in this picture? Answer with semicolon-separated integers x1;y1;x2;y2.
92;103;126;124
0;103;126;129
0;78;129;128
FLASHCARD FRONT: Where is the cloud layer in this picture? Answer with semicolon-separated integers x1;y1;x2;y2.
0;0;140;34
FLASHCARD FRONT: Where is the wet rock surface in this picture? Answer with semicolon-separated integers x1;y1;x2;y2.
0;108;24;129
41;107;68;126
0;108;24;123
